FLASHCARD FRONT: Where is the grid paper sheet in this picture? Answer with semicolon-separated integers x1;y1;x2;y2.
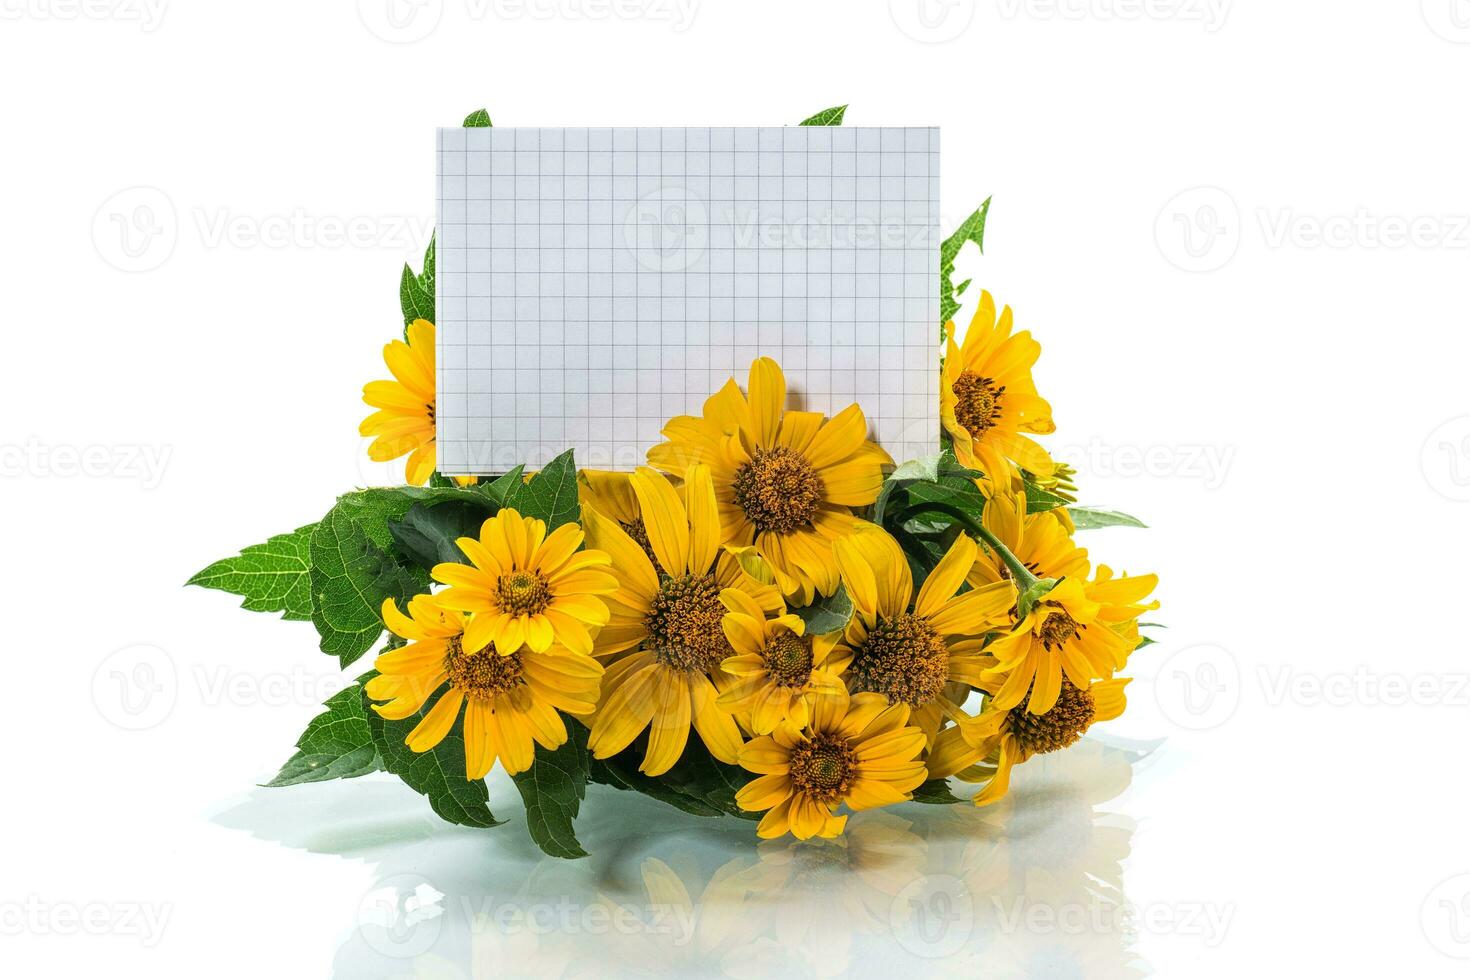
435;126;940;474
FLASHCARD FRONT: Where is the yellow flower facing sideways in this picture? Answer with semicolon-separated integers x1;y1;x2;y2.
648;357;892;605
431;508;617;657
981;578;1131;715
940;291;1056;490
968;490;1157;716
365;594;605;779
832;526;1015;746
584;465;782;776
718;590;850;735
929;677;1131;807
360;318;440;486
735;688;929;840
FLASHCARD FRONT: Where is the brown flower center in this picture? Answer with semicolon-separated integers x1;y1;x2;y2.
850;613;950;707
731;446;825;534
496;570;551;617
644;573;729;673
763;630;815;688
787;731;858;806
1037;609;1082;650
619;517;660;568
1008;680;1096;755
444;634;524;702
952;371;1005;437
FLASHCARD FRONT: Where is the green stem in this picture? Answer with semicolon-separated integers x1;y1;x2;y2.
892;501;1041;593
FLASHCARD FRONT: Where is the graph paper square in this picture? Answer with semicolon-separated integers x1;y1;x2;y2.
436;127;940;473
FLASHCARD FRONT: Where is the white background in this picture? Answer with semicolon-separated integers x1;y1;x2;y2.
3;2;1468;977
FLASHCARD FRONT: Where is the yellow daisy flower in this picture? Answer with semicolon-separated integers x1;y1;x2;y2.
832;526;1015;742
365;594;605;779
735;688;929;840
940;291;1056;489
584;464;780;776
964;490;1158;716
929;677;1131;807
431;508;617;658
717;589;850;735
980;569;1158;716
648;356;893;605
980;578;1123;715
360;318;440;486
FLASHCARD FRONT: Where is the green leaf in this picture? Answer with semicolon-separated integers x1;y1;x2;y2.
187;524;315;621
798;104;847;126
940;199;991;327
481;465;527;506
876;463;987;532
657;744;758;821
365;681;503;828
889;454;942;484
588;752;725;817
903;477;987;519
1024;481;1070;514
510;721;591;859
266;680;383;787
502;450;579;530
910;779;965;804
399;262;434;328
1067;507;1148;530
937;450;986;481
388;499;496;570
309;491;431;668
874;450;986;526
418;235;435;305
463;108;492;127
792;583;854;635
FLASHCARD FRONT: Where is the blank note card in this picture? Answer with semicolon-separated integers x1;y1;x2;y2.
434;126;940;474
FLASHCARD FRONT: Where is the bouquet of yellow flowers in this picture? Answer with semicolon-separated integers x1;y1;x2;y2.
189;107;1158;858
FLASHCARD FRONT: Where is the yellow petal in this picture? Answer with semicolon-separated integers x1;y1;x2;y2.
735;773;793;811
629;466;690;577
747;357;786;450
588;663;659;758
914;533;977;619
804;403;868;470
405;687;464;753
642;668;692;776
683;463;721;574
689;672;744;763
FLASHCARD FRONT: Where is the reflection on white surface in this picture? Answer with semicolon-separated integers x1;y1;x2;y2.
212;737;1158;979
